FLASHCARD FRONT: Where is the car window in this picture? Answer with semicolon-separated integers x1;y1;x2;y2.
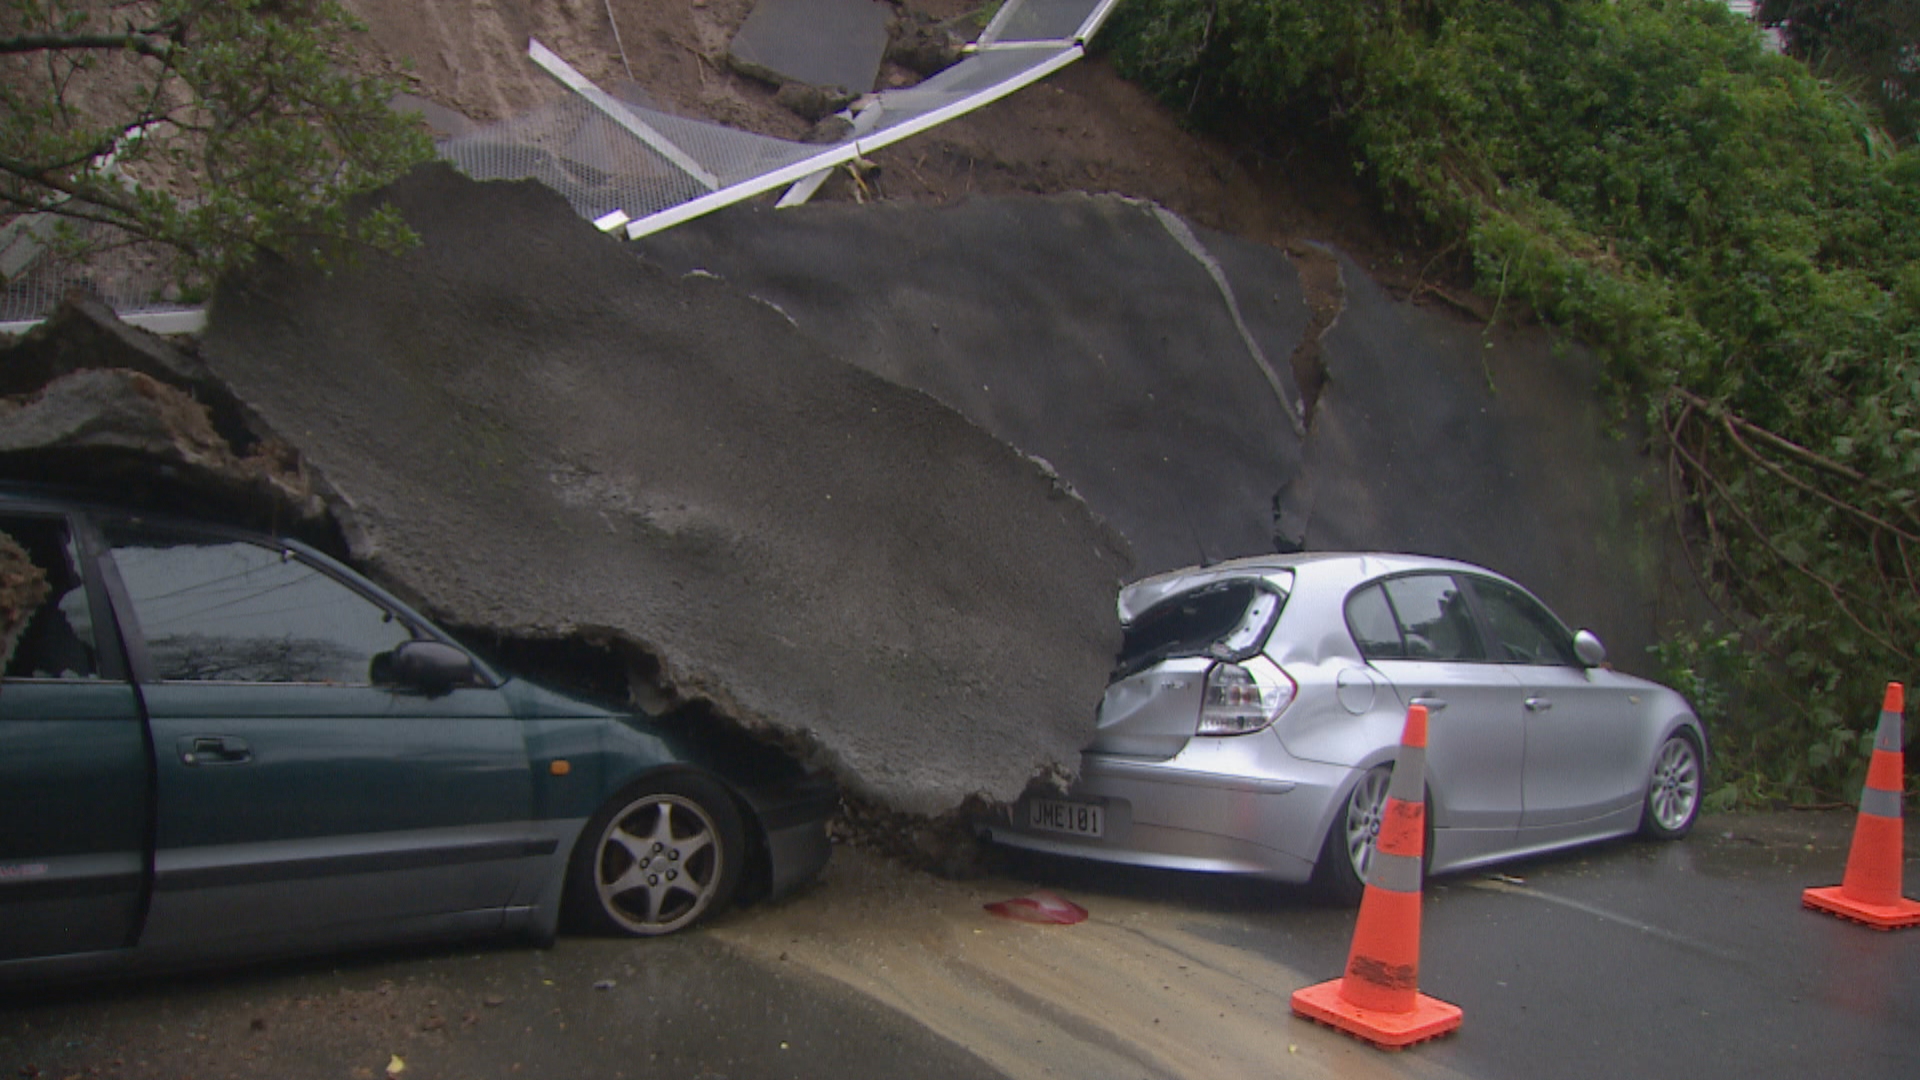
1344;583;1405;659
1380;574;1487;662
104;524;414;684
1115;579;1283;678
0;514;101;680
1470;576;1579;666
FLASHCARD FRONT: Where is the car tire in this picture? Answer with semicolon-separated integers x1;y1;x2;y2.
1638;731;1704;841
1313;765;1392;905
567;772;746;936
1313;763;1437;905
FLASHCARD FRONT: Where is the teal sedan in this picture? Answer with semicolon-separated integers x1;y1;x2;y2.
0;489;835;981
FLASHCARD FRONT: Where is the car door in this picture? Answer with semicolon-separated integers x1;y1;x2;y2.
1466;576;1641;829
96;518;538;959
1348;573;1526;840
0;507;149;963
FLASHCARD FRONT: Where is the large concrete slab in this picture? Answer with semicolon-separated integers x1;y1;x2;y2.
199;164;1130;815
633;196;1309;577
1297;253;1692;668
729;0;892;92
633;200;1695;677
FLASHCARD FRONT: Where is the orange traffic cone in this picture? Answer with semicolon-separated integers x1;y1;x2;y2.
1291;704;1462;1049
1803;682;1920;930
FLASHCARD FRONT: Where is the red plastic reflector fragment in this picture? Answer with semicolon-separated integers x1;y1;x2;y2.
983;890;1088;925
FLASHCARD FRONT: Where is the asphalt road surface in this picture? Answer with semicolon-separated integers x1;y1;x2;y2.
4;812;1915;1080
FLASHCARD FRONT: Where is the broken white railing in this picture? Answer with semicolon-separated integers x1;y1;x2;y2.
437;0;1123;240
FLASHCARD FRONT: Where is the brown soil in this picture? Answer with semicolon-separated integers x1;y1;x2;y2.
338;0;1464;465
340;0;1443;302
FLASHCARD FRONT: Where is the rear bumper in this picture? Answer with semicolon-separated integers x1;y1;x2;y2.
981;751;1351;883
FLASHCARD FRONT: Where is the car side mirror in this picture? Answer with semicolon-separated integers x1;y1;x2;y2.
1572;630;1607;668
377;640;477;696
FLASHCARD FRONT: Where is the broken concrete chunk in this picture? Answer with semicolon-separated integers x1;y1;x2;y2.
0;298;328;528
201;164;1128;815
0;290;218;399
728;0;892;94
0;368;232;464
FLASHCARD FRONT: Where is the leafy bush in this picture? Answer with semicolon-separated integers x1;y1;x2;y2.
1760;0;1920;144
1105;0;1919;801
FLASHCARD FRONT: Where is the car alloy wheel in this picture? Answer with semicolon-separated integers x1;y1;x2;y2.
1344;765;1392;883
572;774;745;936
1640;733;1703;840
1312;764;1392;904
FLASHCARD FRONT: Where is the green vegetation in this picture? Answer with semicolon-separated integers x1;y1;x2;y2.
1;0;434;291
1760;0;1919;144
1103;0;1918;802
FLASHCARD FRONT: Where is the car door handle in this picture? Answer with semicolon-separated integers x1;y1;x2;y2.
1525;697;1553;712
178;735;252;766
1409;696;1448;713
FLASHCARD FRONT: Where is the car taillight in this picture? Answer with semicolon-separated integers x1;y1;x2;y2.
1198;663;1296;736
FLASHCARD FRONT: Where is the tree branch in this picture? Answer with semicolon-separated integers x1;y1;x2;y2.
1673;424;1905;660
0;152;149;219
1712;408;1920;545
1666;388;1920;530
0;193;169;245
0;32;175;61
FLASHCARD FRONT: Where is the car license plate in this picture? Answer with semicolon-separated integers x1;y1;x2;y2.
1029;797;1104;838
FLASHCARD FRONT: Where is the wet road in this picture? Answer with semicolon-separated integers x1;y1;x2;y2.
4;812;1915;1080
0;931;1003;1080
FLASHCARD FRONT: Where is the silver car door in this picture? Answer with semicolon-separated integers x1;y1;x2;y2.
1350;575;1527;833
1467;577;1641;827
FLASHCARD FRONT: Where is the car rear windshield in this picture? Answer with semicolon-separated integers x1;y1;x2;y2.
1114;579;1285;680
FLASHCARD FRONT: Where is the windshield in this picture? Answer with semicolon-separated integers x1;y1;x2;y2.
1113;579;1285;680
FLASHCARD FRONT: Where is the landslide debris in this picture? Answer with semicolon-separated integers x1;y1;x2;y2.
194;164;1130;816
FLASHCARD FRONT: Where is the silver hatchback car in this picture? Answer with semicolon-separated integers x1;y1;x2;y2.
983;553;1706;902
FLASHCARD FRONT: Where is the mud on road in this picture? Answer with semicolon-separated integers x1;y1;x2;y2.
6;810;1891;1080
0;842;1442;1080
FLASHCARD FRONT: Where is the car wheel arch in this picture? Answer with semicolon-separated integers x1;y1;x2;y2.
1635;712;1709;791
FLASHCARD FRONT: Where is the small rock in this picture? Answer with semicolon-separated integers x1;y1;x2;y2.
775;82;856;123
801;115;855;145
886;16;964;76
593;979;615;991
